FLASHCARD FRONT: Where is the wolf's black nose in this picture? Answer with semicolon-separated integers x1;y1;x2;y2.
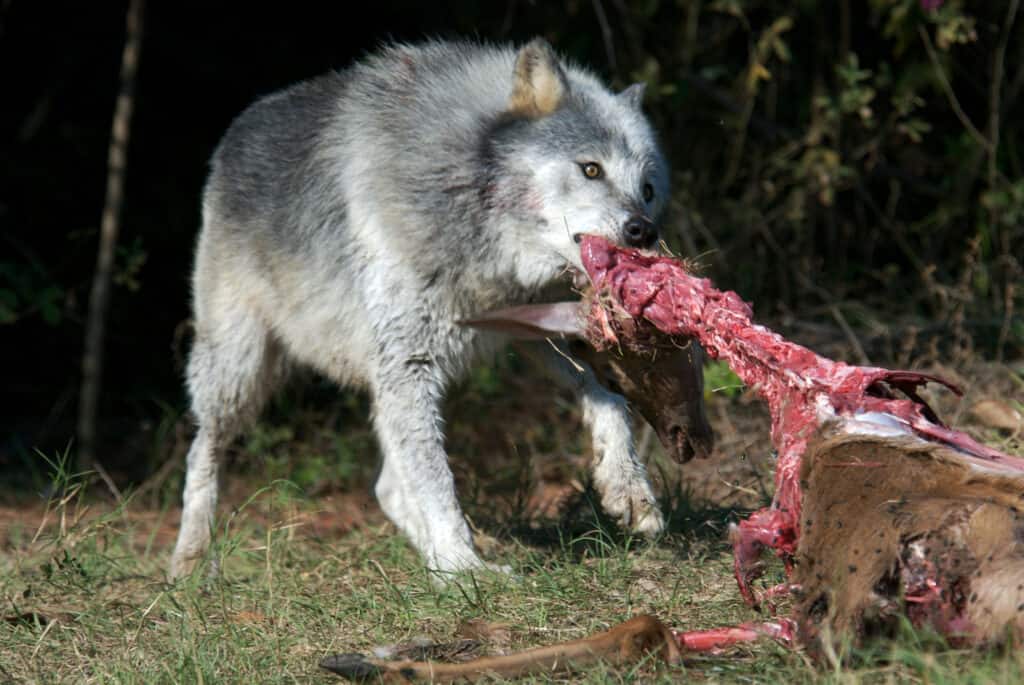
623;216;658;248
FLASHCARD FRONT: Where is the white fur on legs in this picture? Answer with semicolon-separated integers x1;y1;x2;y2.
168;296;284;580
169;428;220;579
374;457;428;553
580;380;664;536
371;362;491;574
522;342;664;537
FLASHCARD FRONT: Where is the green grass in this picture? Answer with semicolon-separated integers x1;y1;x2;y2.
3;462;1024;684
3;356;1022;683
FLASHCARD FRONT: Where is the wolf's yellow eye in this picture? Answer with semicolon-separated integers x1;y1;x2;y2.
643;183;654;202
580;162;603;179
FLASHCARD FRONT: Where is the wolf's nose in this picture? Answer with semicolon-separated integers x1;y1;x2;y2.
623;216;658;248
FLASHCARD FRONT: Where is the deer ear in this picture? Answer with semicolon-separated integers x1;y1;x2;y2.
459;302;583;340
508;38;569;117
618;82;646;109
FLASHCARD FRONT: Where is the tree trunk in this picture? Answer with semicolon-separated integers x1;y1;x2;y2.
77;0;145;478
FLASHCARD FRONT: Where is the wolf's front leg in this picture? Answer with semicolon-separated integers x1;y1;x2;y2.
371;359;492;575
523;342;664;536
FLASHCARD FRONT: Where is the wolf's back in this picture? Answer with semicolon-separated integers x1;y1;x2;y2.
201;42;527;253
202;71;348;241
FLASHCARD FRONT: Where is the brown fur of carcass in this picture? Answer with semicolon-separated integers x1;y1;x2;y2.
459;292;714;464
570;334;713;463
574;291;714;463
794;428;1024;653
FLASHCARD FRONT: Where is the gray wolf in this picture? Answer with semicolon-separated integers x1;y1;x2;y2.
170;37;671;579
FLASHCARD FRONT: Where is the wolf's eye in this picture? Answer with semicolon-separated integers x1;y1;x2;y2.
643;183;654;202
580;162;603;179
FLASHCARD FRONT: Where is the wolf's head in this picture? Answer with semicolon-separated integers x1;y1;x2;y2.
487;39;670;282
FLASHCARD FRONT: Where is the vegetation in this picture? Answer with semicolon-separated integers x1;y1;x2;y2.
3;1;1023;681
1;418;1022;682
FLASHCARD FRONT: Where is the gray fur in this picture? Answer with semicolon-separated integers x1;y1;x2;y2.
170;38;671;579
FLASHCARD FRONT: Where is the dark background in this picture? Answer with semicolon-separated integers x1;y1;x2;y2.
2;1;1021;489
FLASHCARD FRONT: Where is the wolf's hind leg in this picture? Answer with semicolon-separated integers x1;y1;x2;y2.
521;342;664;537
169;307;285;580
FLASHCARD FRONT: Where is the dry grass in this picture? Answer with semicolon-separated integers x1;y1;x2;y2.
1;354;1021;683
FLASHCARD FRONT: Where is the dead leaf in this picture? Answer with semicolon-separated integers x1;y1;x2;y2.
230;611;269;625
970;399;1024;434
457;618;512;653
377;637;483;662
631;577;664;599
4;612;50;627
525;457;585;524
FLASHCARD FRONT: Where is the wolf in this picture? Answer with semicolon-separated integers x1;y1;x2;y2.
170;37;672;579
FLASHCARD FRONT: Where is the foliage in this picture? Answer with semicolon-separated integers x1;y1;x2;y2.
0;253;64;326
588;0;1023;361
4;0;1023;497
704;359;745;399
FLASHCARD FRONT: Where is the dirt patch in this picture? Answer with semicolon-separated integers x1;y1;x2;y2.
0;488;381;557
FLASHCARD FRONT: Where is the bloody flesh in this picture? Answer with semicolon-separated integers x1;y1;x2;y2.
579;235;1024;605
673;618;796;653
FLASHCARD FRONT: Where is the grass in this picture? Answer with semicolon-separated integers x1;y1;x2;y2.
3;464;1024;684
2;357;1022;683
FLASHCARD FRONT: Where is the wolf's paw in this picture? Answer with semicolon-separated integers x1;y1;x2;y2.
168;552;200;581
168;552;219;583
595;476;665;538
426;558;516;588
423;540;514;577
482;561;515;575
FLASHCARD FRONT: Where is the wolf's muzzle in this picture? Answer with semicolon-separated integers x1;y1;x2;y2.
623;215;658;248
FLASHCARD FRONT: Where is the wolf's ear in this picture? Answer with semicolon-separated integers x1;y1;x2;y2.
509;38;569;117
618;83;646;109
